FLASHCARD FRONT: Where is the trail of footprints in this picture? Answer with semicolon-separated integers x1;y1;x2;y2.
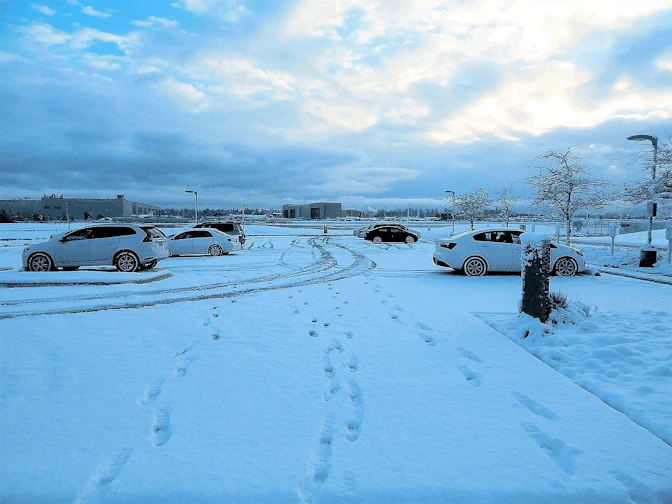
135;304;224;449
77;304;224;499
300;283;362;503
452;342;578;476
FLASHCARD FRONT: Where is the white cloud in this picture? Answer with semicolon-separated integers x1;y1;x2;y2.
31;4;56;16
23;23;138;54
158;78;211;111
384;99;431;125
81;53;122;71
81;6;111;18
428;64;672;142
24;23;70;45
171;0;250;21
131;16;178;28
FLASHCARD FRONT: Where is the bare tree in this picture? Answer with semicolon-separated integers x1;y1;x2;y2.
495;187;522;227
526;148;610;245
457;189;489;230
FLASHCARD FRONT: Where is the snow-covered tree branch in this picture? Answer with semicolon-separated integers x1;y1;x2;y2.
495;187;522;227
457;189;489;230
526;148;611;246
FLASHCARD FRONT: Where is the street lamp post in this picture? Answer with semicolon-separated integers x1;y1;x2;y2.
445;190;456;235
627;134;658;246
185;190;198;225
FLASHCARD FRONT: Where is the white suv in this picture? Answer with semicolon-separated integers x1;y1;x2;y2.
22;224;169;272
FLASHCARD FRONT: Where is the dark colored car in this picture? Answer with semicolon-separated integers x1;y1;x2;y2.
194;221;245;244
365;226;419;244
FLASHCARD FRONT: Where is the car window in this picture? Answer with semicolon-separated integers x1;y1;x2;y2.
511;232;522;244
494;231;511;243
473;232;489;241
173;232;188;240
90;226;135;239
390;228;400;233
192;230;211;238
141;226;165;238
63;228;93;241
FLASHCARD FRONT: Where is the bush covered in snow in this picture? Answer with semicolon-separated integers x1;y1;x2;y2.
518;294;594;340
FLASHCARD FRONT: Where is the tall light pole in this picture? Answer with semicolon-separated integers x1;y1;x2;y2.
241;204;246;233
445;190;456;235
185;190;198;225
65;202;70;230
627;134;658;245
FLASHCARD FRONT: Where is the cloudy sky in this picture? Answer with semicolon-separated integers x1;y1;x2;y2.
1;0;671;210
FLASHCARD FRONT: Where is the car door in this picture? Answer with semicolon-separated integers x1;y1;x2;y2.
509;231;523;272
473;231;511;271
375;227;390;242
53;227;93;266
191;230;215;254
388;227;405;242
88;226;123;264
170;232;195;255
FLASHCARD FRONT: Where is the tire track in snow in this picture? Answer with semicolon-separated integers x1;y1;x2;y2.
0;238;376;320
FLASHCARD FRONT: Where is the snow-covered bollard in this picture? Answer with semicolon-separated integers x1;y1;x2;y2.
520;233;551;324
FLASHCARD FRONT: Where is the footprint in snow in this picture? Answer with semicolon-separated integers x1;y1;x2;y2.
347;354;359;372
138;379;164;406
458;365;482;387
323;355;334;378
324;377;341;401
511;392;558;421
175;357;193;377
521;422;578;475
344;331;354;339
421;334;436;346
309;330;318;337
325;339;343;353
416;322;432;331
458;347;484;363
211;326;221;340
73;448;133;504
151;406;172;446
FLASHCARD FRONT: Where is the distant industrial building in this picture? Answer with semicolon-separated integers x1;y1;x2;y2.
0;195;160;221
282;202;343;219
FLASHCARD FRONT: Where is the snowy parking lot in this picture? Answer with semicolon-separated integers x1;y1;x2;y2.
0;223;671;503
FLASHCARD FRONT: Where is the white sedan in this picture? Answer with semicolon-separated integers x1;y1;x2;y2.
432;228;586;276
168;229;239;257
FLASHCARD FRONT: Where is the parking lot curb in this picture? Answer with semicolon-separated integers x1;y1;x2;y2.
588;264;672;285
0;271;173;288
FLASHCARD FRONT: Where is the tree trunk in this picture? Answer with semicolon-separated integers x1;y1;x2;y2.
565;216;571;246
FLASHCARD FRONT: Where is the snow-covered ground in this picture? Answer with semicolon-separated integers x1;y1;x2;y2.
0;223;671;503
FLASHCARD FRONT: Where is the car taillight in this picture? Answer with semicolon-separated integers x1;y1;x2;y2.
440;242;457;249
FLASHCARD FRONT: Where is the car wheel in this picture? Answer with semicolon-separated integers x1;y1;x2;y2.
555;257;578;277
405;235;416;244
27;252;54;272
372;236;383;244
62;266;79;271
209;244;224;256
463;257;487;276
115;251;140;272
